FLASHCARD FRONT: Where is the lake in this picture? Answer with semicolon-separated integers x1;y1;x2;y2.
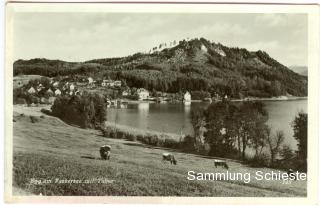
107;99;307;150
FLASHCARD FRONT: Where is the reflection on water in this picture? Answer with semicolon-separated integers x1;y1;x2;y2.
107;100;307;149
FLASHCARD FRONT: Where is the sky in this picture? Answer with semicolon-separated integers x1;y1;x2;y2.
13;13;308;67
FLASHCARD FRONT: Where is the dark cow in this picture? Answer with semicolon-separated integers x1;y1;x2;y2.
100;145;111;160
214;159;229;169
162;153;177;165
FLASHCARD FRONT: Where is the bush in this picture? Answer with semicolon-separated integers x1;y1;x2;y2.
40;108;52;116
14;98;27;105
125;134;136;141
51;93;107;129
247;154;269;168
163;138;179;148
29;116;39;123
181;135;195;151
136;135;144;141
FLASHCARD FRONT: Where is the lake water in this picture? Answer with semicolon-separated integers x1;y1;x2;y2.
107;99;307;150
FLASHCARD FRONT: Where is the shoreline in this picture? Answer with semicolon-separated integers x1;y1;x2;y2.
119;96;308;104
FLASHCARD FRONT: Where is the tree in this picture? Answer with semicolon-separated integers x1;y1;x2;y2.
280;144;295;160
292;112;307;171
191;107;207;153
237;101;268;160
202;101;269;160
266;129;284;166
51;93;107;129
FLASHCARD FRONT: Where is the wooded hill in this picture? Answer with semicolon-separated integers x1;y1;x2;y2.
13;38;307;98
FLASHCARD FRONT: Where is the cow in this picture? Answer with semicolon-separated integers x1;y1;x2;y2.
214;159;229;169
100;145;111;160
162;153;177;165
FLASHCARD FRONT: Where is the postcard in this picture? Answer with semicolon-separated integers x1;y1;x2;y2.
5;2;320;204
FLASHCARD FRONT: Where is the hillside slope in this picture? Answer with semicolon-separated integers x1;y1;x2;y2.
12;107;306;196
13;38;307;98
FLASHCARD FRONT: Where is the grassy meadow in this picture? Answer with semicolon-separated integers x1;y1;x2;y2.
12;106;307;196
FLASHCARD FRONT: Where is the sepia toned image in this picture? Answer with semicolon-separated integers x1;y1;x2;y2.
4;2;320;204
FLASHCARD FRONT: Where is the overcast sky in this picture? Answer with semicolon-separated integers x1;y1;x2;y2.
13;13;307;67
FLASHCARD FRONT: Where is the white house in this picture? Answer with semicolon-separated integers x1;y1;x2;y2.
54;89;62;96
114;81;122;87
184;91;191;102
46;88;53;95
102;80;114;87
27;87;36;94
37;84;44;92
87;77;94;84
137;88;149;100
122;90;129;96
52;81;59;87
69;84;75;91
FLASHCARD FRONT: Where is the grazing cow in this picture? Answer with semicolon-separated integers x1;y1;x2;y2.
100;145;111;160
162;153;177;165
214;159;229;169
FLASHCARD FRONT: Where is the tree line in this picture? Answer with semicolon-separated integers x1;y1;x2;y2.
191;100;307;171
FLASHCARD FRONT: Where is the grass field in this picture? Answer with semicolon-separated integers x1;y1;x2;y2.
12;106;307;196
13;75;44;89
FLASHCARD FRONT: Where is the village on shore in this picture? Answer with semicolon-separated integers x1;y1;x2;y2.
14;75;215;107
13;75;306;109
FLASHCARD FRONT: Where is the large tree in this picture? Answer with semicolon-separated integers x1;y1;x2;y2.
292;112;307;171
202;101;268;160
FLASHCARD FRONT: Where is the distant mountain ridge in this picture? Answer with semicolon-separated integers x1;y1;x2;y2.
13;37;307;98
289;66;308;76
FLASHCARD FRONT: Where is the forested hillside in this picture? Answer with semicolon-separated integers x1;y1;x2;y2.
13;38;307;98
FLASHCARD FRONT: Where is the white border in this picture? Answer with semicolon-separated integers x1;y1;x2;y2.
4;2;320;204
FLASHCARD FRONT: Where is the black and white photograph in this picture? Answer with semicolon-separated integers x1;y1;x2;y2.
5;2;320;204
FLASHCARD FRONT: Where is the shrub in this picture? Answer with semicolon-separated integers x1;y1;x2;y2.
29;116;39;123
163;138;179;148
125;134;136;141
181;135;195;151
247;154;269;168
135;134;142;141
51;93;107;129
40;108;52;116
15;98;27;105
148;135;159;146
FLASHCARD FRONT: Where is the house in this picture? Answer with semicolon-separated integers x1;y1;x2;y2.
184;91;191;102
69;84;75;91
122;90;129;96
48;97;56;104
27;87;36;94
37;84;45;92
40;97;49;104
54;89;62;96
87;77;94;84
52;81;59;88
46;88;53;95
137;88;149;100
106;80;115;87
114;81;122;87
